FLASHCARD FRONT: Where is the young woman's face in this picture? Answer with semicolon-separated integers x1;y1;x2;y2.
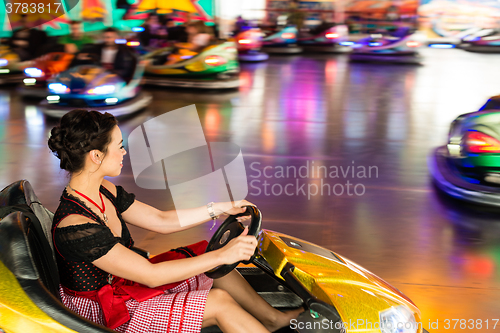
101;125;126;177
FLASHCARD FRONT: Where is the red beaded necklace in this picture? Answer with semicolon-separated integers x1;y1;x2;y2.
68;185;108;224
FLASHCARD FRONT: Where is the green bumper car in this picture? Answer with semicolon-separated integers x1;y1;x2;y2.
142;41;240;89
429;95;500;206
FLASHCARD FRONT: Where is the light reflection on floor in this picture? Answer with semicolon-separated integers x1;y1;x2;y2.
1;48;500;332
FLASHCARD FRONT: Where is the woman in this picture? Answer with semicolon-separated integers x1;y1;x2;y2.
48;110;302;333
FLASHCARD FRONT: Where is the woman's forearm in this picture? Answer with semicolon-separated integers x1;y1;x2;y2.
124;201;213;234
155;201;235;233
145;250;222;287
158;205;213;232
94;244;224;288
95;227;256;288
123;200;250;234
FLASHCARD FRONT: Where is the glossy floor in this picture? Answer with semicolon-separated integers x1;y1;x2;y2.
1;48;500;332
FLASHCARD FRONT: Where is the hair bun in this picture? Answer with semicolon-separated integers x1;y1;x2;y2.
48;126;67;154
47;110;118;173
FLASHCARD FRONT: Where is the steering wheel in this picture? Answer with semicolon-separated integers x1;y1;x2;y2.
205;206;262;279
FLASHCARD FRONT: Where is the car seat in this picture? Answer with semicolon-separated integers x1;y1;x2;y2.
0;180;116;332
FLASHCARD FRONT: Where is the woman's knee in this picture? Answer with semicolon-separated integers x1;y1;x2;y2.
208;288;236;307
202;288;238;327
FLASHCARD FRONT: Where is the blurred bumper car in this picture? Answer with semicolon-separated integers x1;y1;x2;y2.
0;180;429;333
142;41;240;89
429;20;482;45
429;96;500;207
19;52;74;98
235;29;269;62
40;63;151;118
0;45;26;85
460;32;500;53
349;27;425;64
298;24;352;53
261;26;303;54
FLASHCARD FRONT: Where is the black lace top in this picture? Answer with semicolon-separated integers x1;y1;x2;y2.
52;185;136;292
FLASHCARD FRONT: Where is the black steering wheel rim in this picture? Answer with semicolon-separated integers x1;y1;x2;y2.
205;206;262;279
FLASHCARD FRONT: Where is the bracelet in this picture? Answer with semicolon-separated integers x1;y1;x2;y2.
207;202;218;220
207;202;219;231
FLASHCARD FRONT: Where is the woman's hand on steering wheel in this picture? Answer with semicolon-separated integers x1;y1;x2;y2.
215;200;255;222
216;227;258;265
204;205;262;278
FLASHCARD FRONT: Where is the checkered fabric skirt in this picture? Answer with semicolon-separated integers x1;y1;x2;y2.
60;274;213;333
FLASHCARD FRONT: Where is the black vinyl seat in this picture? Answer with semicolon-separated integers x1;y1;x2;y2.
0;180;115;333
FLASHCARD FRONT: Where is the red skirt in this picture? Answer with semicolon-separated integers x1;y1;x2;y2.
59;242;214;333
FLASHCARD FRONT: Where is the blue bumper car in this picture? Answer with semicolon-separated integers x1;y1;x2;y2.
40;63;151;118
261;26;303;54
349;27;425;64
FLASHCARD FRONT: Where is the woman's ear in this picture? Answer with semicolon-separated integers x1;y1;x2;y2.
90;150;102;164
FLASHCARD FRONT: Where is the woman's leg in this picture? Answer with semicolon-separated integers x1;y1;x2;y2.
202;288;269;332
212;270;304;331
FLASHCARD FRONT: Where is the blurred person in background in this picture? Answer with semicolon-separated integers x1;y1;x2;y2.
212;16;220;40
308;12;335;36
138;14;167;48
8;14;48;60
74;28;137;81
386;5;400;21
165;18;188;43
173;12;194;41
259;16;278;35
184;20;213;52
184;12;194;25
286;0;306;30
233;15;248;35
59;21;94;54
164;21;213;64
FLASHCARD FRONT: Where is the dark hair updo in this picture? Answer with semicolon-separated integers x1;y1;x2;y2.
48;110;118;173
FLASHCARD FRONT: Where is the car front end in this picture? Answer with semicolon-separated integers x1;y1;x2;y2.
41;65;151;118
429;108;500;206
252;229;425;333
